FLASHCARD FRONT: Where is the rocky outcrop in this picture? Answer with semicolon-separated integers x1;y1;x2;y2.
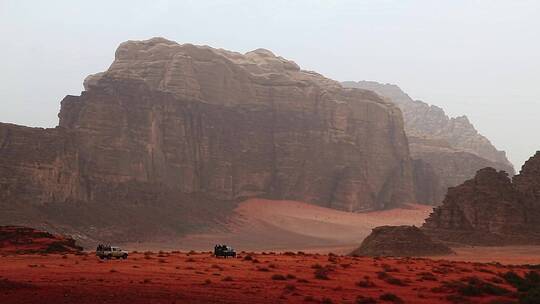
423;151;540;245
342;81;514;204
0;226;83;253
351;225;453;257
0;38;417;242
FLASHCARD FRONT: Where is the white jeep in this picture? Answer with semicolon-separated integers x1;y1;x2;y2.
96;245;128;259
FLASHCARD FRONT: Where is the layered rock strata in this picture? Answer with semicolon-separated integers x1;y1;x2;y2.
0;38;417;241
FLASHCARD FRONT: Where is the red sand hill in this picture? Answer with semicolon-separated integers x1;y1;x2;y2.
0;226;82;254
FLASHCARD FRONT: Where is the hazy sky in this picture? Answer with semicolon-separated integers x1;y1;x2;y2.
1;0;538;168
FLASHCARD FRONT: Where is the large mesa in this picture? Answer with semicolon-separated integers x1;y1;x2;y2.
0;38;417;242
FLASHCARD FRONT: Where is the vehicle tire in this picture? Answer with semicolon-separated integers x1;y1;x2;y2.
122;254;127;259
107;255;112;260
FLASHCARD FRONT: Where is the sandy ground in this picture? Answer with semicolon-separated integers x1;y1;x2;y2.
436;245;540;265
125;199;433;254
0;251;532;304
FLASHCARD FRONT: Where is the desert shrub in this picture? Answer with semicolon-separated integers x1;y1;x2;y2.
381;264;399;272
314;266;332;280
328;255;338;263
304;295;316;302
284;283;296;291
521;287;540;304
418;271;437;281
432;266;452;274
321;298;333;304
271;274;286;280
502;271;540;303
211;264;223;271
0;279;35;290
377;271;406;286
252;259;261;264
243;255;253;261
475;268;495;274
110;269;118;273
257;267;270;272
356;278;376;288
204;279;211;285
377;271;389;279
356;295;378;304
283;251;295;256
222;276;233;281
286;274;296;279
439;277;509;297
446;294;471;304
143;278;151;284
379;293;403;303
297;278;309;283
489;276;504;284
341;263;351;269
385;277;407;286
311;263;323;269
158;259;167;263
186;257;195;262
268;263;277;269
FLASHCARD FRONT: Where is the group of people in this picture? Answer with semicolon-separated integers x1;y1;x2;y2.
214;244;229;252
214;244;236;258
96;244;112;251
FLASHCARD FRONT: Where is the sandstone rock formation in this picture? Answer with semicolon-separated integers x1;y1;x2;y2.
0;38;417;242
350;225;453;257
423;151;540;245
342;81;514;204
0;226;83;253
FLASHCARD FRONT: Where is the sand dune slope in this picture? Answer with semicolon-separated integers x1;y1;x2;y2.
150;199;432;253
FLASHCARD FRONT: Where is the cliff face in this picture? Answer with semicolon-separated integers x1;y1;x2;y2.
0;38;416;241
422;152;540;245
342;81;514;204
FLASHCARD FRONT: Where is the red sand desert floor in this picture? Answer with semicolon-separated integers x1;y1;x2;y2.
0;251;533;304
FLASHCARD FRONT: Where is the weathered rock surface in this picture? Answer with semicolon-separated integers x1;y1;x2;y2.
342;81;514;204
351;225;453;257
0;226;83;253
423;151;540;245
0;38;417;242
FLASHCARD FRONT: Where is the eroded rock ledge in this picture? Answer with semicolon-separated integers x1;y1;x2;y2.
423;151;540;245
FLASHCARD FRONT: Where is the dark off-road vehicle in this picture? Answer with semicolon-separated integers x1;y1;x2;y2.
214;244;236;258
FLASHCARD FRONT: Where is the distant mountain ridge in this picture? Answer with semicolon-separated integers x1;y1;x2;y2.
342;81;514;204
